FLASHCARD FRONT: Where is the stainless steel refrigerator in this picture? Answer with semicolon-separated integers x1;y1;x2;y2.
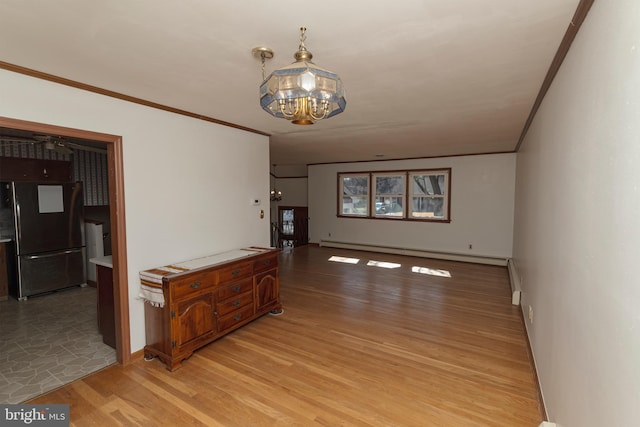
11;181;85;299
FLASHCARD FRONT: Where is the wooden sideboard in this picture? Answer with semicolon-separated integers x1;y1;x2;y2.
141;247;281;371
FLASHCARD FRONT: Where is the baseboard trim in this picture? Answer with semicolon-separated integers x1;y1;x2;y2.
520;305;549;422
318;240;508;266
129;349;145;364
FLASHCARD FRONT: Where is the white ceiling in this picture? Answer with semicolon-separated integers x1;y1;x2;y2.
0;0;580;167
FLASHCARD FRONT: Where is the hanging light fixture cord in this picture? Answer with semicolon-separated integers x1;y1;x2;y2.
298;27;307;51
260;52;267;81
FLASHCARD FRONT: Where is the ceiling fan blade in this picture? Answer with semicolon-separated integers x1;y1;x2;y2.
65;141;107;154
54;144;73;155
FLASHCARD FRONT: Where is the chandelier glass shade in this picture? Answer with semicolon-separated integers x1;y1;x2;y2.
254;28;346;125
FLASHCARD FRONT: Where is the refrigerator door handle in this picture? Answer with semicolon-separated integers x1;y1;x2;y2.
24;248;83;260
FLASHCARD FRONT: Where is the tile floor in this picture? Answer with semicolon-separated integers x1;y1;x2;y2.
0;285;116;403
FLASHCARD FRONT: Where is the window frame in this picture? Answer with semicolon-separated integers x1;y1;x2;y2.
371;171;406;219
337;168;451;223
338;173;370;217
407;169;451;221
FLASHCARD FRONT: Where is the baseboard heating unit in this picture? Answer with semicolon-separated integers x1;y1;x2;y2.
507;258;522;305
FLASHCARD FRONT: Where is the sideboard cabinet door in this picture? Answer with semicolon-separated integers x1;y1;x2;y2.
255;269;279;312
174;292;216;352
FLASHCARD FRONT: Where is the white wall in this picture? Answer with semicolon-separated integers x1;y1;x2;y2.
309;153;516;258
0;69;271;352
513;0;640;425
273;177;308;207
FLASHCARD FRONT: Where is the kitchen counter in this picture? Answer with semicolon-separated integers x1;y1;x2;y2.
90;255;113;269
89;254;115;348
0;240;9;300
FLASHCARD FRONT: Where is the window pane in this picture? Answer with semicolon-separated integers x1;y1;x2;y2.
374;175;404;218
343;176;368;196
375;175;403;194
412;175;445;195
281;209;294;234
343;196;368;215
411;197;444;218
341;174;369;216
375;196;404;217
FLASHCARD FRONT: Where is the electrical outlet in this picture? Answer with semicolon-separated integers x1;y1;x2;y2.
328;232;331;237
528;305;534;323
468;244;473;250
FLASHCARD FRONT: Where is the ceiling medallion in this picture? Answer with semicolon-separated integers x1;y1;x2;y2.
252;27;346;125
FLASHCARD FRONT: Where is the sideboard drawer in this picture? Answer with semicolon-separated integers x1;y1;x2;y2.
218;304;254;332
253;255;277;273
218;262;252;283
171;271;217;300
217;291;253;317
217;277;253;300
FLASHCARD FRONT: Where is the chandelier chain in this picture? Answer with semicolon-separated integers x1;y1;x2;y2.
260;52;267;81
299;27;307;51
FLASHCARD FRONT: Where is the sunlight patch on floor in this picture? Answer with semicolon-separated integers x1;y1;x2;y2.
329;255;360;264
411;266;452;278
366;260;401;269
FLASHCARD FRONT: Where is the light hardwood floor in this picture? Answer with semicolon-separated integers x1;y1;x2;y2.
29;245;542;426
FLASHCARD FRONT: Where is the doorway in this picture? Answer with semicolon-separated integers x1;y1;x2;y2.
277;206;308;248
0;116;130;365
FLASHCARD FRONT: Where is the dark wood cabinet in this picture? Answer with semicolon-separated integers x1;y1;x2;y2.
142;247;280;371
0;157;72;182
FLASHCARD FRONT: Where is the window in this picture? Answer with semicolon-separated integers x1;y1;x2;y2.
340;174;369;216
408;170;449;220
338;168;450;222
373;173;404;218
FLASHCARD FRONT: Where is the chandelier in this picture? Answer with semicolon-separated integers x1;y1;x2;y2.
270;188;283;202
252;27;346;125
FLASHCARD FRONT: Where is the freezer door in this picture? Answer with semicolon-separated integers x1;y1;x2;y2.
17;248;86;299
12;182;84;255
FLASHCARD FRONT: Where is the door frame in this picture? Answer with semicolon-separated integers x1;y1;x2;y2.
277;205;309;248
0;116;131;365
